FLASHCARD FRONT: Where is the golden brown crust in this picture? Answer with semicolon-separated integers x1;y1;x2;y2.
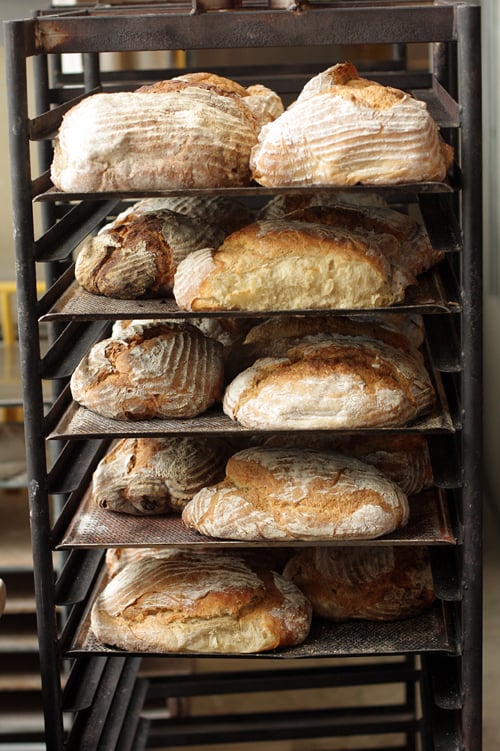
283;546;436;621
70;321;224;420
182;446;409;541
91;551;312;653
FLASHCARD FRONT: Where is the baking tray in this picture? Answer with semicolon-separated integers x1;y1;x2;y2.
40;266;460;322
69;586;456;658
57;486;456;550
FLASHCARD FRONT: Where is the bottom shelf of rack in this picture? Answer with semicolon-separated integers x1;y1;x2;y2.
68;599;456;660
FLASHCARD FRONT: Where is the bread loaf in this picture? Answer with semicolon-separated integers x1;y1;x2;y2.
224;314;426;382
181;446;409;541
70;321;224;420
92;436;231;515
282;546;436;621
251;62;453;187
223;333;435;430
91;550;312;653
75;208;225;299
261;433;433;497
51;72;283;193
173;218;414;312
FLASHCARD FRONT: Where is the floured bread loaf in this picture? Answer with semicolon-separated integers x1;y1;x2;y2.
91;550;312;653
224;313;426;382
104;545;290;579
261;433;433;496
92;436;231;515
242;313;425;350
282;546;436;621
173;218;415;312
251;62;454;187
120;195;253;236
258;190;390;220
182;446;409;541
138;72;284;130
258;191;441;278
70;321;224;420
75;208;225;299
223;333;435;430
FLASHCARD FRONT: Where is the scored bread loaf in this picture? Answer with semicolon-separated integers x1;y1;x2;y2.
251;62;453;187
70;321;224;420
223;333;435;430
90;550;312;653
75;208;225;299
51;73;283;193
282;546;436;621
92;436;231;515
173;218;415;312
181;446;409;541
224;313;426;381
261;433;433;497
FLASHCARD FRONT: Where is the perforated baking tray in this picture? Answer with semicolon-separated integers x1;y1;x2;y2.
57;486;455;550
69;589;456;658
40;266;459;322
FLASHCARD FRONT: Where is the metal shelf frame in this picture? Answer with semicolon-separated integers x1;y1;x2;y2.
4;2;482;750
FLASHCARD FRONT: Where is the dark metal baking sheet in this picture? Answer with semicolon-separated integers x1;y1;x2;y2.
48;397;455;441
57;486;455;550
39;266;460;322
69;595;456;658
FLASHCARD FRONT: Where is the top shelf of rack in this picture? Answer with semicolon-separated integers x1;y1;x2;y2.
9;2;473;56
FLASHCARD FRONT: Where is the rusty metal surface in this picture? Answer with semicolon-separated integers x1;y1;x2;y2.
32;4;457;55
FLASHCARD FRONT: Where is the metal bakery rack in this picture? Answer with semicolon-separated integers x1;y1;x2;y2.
4;1;482;750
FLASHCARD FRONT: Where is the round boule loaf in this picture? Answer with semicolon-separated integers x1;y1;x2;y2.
70;321;224;420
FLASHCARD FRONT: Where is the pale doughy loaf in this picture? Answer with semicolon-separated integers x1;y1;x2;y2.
181;446;409;541
173;218;414;312
282;546;436;621
261;433;433;497
92;436;231;515
222;333;435;430
75;208;225;299
91;550;312;653
51;86;258;192
52;73;283;193
251;62;454;187
70;321;224;420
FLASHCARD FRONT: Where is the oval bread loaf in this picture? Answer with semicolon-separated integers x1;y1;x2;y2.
91;551;312;654
282;546;436;621
181;446;409;541
222;333;435;430
92;436;231;515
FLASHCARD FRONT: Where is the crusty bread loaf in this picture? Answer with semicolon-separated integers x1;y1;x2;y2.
70;321;224;420
182;446;409;541
173;218;414;312
91;550;312;653
75;208;225;299
261;433;433;497
223;333;435;430
224;313;426;382
51;87;257;192
120;195;253;236
251;62;454;187
242;313;425;350
92;436;231;515
282;546;436;621
138;72;284;130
